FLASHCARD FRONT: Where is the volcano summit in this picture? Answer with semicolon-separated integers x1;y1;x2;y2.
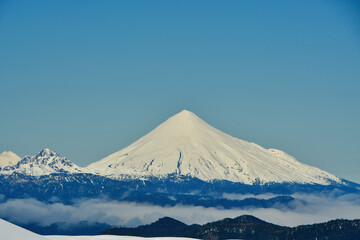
88;110;342;185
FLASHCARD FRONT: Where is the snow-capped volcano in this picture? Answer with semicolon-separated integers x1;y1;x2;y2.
0;151;21;167
0;148;84;176
88;110;342;185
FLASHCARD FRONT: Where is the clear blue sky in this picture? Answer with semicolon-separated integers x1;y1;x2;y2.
1;1;359;182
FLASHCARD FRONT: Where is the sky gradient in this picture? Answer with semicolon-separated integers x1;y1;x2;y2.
1;1;360;182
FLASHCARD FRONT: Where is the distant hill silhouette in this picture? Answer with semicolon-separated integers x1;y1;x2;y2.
102;215;360;240
102;217;200;237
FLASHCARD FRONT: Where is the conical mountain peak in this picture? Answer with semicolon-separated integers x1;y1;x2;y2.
172;109;199;120
0;151;21;167
161;110;206;129
0;151;20;159
148;110;215;142
88;111;342;185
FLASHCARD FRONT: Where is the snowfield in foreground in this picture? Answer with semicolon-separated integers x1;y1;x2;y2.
0;214;197;240
0;218;48;240
47;236;197;240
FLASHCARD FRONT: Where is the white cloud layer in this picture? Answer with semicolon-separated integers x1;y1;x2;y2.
0;191;359;228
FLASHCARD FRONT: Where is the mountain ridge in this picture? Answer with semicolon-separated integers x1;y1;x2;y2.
0;148;85;176
102;215;360;240
0;110;348;185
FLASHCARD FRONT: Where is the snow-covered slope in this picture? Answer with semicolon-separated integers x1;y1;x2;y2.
0;218;198;240
0;151;21;167
47;236;198;240
0;149;85;176
88;110;342;185
0;218;49;240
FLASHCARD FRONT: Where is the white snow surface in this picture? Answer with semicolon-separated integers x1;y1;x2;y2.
0;218;198;240
0;218;48;240
87;110;342;185
0;149;85;176
47;236;197;240
0;151;21;167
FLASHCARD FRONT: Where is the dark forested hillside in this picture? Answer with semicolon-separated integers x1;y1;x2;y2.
102;215;360;240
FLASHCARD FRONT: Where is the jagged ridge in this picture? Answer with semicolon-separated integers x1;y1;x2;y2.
0;149;84;176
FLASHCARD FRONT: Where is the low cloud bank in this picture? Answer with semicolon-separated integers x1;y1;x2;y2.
222;192;282;200
0;191;359;228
